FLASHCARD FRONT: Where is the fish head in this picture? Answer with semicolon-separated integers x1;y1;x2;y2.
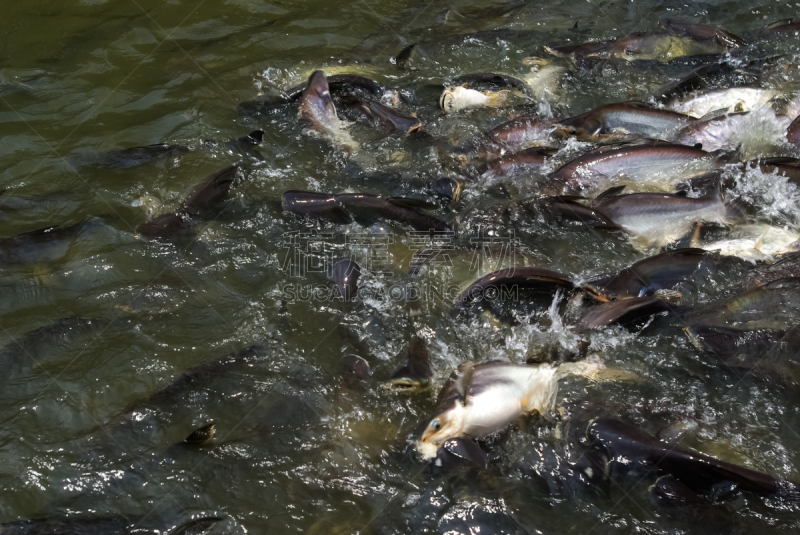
417;401;468;459
299;71;338;127
439;86;458;114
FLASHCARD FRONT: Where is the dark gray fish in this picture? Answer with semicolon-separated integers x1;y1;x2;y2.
741;252;800;289
0;221;85;264
587;418;800;500
547;142;719;195
328;259;360;301
557;102;693;141
183;423;216;446
659;18;746;49
584;248;707;301
137;165;239;239
339;95;421;135
574;295;676;333
282;190;449;232
510;196;620;229
455;267;574;307
388;337;432;389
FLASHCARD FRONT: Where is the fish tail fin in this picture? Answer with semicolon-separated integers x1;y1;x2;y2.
754;229;769;252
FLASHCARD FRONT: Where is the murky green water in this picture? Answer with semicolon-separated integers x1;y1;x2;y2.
3;0;800;533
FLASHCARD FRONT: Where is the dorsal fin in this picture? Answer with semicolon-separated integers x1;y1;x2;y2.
593;185;626;203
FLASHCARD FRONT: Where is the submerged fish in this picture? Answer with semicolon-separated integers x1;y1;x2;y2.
659;18;745;49
480;146;556;178
547;142;719;195
591;184;734;250
0;221;85;264
298;70;358;153
417;359;602;459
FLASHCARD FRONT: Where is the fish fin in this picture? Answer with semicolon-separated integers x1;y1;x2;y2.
593;185;626;203
184;423;215;445
754;229;769;252
248;130;265;143
455;362;474;402
766;18;794;30
690;222;704;248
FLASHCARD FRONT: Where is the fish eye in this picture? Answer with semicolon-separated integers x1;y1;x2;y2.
429;419;441;431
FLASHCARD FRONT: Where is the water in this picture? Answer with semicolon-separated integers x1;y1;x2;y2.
2;0;800;533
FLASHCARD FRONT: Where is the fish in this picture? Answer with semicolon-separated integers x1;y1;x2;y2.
546;141;719;195
649;475;743;535
687;277;800;331
201;130;265;160
439;85;516;114
282;191;450;232
69;143;191;169
480;147;556;178
574;294;677;333
429;437;488;473
328;259;361;300
587;418;800;500
450;115;556;164
137;165;240;239
659;18;746;49
455;267;574;307
297;70;358;153
417;359;603;459
585;33;718;61
0;221;85;264
238;73;388;115
339;95;421;135
340;354;371;388
787;115;800;145
763;18;800;35
584;248;707;301
556;102;693;141
590;183;734;250
387;337;432;389
451;73;529;91
667;87;775;118
692;224;800;262
0;515;225;535
740;251;800;289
